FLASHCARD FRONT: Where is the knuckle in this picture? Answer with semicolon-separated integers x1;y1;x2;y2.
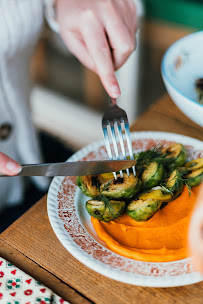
99;47;110;59
101;73;117;86
81;9;97;22
101;0;113;6
129;0;136;12
102;0;116;13
120;41;135;56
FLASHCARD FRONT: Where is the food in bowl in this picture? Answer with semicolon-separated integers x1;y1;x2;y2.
195;78;203;105
77;143;203;262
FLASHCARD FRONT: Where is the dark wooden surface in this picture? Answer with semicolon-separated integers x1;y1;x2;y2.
131;94;203;141
0;95;203;304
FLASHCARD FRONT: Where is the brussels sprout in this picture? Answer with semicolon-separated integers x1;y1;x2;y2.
185;168;203;187
162;143;187;167
141;161;164;190
86;200;106;220
164;169;184;198
103;200;126;222
185;157;203;170
127;199;161;221
138;188;172;202
77;172;141;200
86;199;125;222
101;173;142;200
77;175;100;198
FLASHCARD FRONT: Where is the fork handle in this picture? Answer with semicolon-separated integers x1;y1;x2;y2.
109;97;117;106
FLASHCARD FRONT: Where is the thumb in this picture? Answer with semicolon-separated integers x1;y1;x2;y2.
0;152;22;176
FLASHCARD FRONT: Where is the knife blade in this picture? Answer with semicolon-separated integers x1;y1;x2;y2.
0;159;137;177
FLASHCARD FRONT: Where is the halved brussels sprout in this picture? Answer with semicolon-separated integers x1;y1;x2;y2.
162;143;187;167
77;173;141;200
77;175;100;198
138;188;172;202
185;157;203;170
141;161;164;190
101;173;142;199
86;200;106;220
127;199;161;221
86;199;125;222
185;168;203;187
164;169;184;198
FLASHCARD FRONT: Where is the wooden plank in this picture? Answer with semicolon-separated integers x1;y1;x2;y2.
131;95;203;141
150;95;203;132
1;94;203;303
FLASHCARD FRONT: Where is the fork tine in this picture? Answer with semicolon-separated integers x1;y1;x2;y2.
102;124;117;179
102;125;113;158
114;120;130;176
102;97;136;178
109;121;123;178
122;118;136;176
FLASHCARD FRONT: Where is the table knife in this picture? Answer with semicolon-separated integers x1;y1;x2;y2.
0;159;137;177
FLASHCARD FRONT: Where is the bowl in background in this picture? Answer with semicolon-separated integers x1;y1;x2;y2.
161;31;203;127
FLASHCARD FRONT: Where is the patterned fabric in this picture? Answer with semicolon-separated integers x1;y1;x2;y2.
0;258;69;304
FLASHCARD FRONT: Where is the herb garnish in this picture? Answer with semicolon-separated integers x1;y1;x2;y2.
96;180;117;218
161;168;192;195
135;145;175;173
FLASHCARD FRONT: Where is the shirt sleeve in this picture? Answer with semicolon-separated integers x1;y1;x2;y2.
43;0;59;33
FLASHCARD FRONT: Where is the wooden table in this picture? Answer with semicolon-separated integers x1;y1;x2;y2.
0;95;203;304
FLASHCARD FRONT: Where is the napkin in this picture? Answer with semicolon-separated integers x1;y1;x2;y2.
0;257;69;304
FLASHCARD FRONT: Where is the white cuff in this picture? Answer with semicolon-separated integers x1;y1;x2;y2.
44;0;60;33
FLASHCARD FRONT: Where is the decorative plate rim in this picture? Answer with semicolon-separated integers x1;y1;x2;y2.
47;131;203;287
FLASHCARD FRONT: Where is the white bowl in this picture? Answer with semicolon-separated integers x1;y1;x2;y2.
161;31;203;127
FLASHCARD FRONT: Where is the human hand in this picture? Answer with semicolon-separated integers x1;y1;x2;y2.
0;152;22;176
56;0;137;98
188;185;203;273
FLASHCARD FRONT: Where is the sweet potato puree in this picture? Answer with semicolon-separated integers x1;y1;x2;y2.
91;185;201;262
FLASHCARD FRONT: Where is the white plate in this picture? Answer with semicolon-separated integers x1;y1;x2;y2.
47;131;203;287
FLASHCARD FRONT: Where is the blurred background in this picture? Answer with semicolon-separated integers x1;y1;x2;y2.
30;0;203;151
0;0;203;231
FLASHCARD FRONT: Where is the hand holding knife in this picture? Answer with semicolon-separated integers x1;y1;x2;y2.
0;159;137;177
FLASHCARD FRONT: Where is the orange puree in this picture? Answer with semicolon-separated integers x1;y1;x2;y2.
91;185;201;262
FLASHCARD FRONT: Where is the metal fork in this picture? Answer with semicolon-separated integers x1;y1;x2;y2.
102;97;136;179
